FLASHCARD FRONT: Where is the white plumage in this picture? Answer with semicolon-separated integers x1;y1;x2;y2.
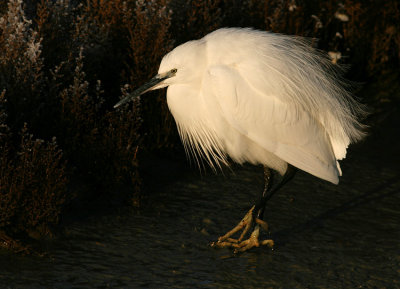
113;27;367;252
158;28;365;184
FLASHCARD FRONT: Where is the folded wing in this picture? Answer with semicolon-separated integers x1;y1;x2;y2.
204;65;341;184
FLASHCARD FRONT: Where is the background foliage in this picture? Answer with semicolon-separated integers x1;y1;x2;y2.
0;0;398;250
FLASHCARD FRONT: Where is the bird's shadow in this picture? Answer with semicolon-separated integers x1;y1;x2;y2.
271;175;400;246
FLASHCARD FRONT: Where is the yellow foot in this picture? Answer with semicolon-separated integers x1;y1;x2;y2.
232;225;274;253
210;206;274;253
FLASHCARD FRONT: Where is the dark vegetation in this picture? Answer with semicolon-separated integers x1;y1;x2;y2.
0;0;398;252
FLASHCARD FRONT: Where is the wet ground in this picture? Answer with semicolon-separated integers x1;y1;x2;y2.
0;94;399;288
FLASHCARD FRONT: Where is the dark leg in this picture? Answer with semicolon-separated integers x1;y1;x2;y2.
254;164;297;221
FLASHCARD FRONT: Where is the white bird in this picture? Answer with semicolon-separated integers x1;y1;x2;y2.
115;28;365;253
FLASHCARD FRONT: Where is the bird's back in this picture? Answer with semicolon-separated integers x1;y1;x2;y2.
204;28;365;154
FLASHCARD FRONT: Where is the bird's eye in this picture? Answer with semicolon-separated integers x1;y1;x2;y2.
171;68;177;74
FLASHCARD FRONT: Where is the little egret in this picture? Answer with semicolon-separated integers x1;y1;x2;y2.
115;28;365;253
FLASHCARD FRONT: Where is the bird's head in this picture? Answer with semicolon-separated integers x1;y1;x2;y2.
114;40;205;109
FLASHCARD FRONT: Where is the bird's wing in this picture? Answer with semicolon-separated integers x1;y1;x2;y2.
203;65;340;183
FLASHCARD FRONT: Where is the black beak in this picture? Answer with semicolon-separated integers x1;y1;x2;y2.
114;72;173;109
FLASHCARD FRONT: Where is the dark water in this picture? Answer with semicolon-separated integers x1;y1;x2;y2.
1;109;399;288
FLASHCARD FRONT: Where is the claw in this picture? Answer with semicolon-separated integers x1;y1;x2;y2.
217;206;254;243
233;225;274;253
211;206;274;252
